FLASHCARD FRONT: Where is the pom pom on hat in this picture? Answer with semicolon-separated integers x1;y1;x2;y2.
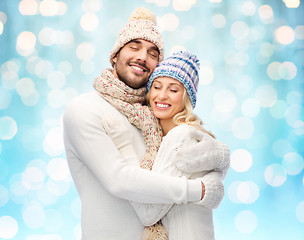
147;50;200;108
110;7;164;66
129;7;157;25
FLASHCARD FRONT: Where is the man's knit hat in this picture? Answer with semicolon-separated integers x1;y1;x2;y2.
147;51;200;108
110;7;164;67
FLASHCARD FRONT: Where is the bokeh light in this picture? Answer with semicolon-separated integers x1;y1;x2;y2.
282;152;304;175
0;185;9;207
230;149;253;172
284;0;300;8
212;14;226;28
16;31;36;56
241;1;256;16
172;0;196;11
1;1;303;239
159;13;179;31
22;202;45;229
0;116;17;140
258;5;274;24
275;25;295;45
255;84;277;107
228;181;259;204
232;117;255;140
0;216;18;239
296;201;304;223
19;0;39;15
234;210;258;234
80;13;99;31
264;163;287;187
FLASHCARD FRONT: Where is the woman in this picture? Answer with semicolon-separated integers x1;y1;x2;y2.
101;51;230;240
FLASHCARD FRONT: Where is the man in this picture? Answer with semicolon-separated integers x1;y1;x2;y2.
63;7;227;239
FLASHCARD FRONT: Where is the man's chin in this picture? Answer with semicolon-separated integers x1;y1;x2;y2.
127;81;147;89
127;77;149;89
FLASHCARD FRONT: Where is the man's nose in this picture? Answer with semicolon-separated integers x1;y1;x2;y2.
136;49;148;62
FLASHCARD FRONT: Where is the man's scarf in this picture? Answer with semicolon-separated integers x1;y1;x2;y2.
93;68;163;170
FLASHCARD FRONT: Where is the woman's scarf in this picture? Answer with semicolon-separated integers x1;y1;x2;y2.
93;68;163;170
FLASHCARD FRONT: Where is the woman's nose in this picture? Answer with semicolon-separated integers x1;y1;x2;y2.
158;89;168;100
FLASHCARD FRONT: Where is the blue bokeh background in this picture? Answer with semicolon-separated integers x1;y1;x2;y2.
0;0;303;239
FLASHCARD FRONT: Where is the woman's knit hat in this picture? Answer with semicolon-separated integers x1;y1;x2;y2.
147;51;200;108
110;7;164;67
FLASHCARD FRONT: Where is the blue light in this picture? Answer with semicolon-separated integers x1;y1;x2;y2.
0;0;303;239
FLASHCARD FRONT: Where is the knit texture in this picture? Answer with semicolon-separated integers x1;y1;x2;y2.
93;69;167;239
110;7;164;66
142;222;168;240
130;124;230;239
93;68;163;170
147;51;200;108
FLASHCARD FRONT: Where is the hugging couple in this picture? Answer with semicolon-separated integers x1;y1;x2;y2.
63;7;230;240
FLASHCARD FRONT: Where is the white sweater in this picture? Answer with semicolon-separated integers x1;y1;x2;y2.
131;125;230;240
63;90;203;240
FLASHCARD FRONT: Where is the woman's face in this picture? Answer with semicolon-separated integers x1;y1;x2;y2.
149;77;185;121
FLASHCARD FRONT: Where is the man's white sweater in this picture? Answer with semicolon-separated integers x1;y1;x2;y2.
63;90;203;239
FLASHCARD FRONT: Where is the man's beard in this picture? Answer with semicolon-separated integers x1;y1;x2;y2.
116;71;147;89
115;60;150;89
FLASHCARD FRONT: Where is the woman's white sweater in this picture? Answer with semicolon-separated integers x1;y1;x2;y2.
131;124;230;240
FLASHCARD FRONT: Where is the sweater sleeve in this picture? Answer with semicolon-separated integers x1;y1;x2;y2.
129;125;230;224
195;166;228;209
63;98;202;204
129;126;193;225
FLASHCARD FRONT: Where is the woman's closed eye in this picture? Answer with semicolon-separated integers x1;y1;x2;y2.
153;85;161;90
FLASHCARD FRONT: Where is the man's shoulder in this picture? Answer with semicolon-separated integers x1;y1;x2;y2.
68;90;102;105
63;90;122;122
65;90;109;111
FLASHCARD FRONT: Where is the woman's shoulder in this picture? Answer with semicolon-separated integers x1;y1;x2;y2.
165;124;198;140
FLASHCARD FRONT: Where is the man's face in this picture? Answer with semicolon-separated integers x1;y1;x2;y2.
112;39;160;89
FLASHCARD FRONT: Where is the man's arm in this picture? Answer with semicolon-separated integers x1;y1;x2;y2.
128;125;230;225
63;99;202;204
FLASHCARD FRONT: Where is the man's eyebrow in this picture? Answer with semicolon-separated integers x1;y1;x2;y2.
129;39;142;44
149;46;159;52
129;39;159;53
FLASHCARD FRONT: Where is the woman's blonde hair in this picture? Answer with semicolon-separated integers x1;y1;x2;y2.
146;89;215;138
173;90;215;138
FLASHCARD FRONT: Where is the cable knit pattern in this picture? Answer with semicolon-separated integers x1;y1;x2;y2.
130;124;230;238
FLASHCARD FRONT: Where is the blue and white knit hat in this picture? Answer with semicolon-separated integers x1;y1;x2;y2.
147;51;200;108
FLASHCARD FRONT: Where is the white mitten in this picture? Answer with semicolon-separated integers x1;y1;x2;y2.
173;131;230;173
196;171;225;209
101;115;136;158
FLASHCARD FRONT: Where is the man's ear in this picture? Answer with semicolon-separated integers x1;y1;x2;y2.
112;55;117;65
